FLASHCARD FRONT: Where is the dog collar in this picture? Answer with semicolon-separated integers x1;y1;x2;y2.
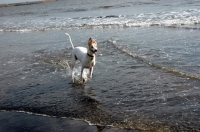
87;53;94;58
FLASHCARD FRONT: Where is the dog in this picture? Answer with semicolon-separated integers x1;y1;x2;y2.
65;33;98;83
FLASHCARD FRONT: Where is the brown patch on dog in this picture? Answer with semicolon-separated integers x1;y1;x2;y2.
88;38;97;47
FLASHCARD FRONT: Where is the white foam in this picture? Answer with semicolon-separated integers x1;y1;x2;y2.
0;110;54;118
1;9;199;32
17;29;32;32
73;118;114;127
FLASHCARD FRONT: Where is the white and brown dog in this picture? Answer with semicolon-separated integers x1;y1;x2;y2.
65;33;98;83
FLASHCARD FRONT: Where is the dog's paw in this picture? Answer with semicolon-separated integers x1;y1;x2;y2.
87;74;91;78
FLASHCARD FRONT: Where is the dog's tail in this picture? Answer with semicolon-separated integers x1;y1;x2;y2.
65;33;74;49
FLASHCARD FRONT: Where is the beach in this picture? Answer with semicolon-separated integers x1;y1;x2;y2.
0;0;200;131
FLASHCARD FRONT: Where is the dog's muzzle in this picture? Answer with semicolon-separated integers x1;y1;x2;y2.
91;49;98;54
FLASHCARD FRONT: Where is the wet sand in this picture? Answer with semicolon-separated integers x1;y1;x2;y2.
0;111;144;132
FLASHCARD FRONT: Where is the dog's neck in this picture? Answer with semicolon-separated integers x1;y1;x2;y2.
87;53;94;58
87;49;95;58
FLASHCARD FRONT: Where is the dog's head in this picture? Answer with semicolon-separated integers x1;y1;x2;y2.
88;38;98;55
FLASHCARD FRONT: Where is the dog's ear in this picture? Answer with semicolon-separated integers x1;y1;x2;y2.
88;38;92;46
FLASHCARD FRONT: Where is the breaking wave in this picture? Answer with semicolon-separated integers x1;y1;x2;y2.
0;9;200;32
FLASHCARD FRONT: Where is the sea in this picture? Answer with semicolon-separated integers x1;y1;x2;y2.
0;0;200;131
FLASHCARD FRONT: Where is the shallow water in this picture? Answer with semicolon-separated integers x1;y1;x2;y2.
0;0;200;131
1;27;200;131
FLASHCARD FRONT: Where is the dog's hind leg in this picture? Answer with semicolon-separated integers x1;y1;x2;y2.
71;65;75;83
80;67;84;83
71;54;76;83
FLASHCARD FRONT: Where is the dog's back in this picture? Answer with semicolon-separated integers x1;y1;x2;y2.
72;47;87;61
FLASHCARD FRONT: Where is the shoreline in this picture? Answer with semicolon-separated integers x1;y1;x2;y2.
0;0;56;7
0;111;140;132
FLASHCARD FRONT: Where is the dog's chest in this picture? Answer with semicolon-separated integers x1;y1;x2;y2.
82;57;95;68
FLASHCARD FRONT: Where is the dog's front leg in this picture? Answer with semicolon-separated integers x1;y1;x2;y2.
87;67;93;78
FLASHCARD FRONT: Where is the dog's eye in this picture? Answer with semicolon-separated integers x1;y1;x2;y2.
91;46;94;48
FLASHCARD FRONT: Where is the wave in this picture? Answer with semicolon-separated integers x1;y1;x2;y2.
108;39;200;80
0;9;200;32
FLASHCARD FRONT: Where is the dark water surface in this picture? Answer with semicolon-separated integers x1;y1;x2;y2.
0;0;200;131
